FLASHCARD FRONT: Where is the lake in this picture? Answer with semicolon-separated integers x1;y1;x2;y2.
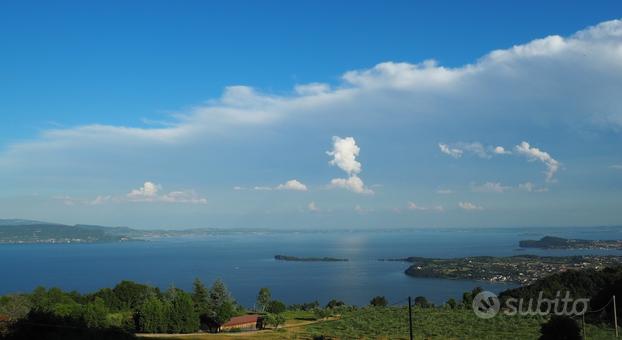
1;227;621;306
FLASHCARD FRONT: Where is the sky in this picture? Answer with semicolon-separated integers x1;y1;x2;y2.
1;1;622;229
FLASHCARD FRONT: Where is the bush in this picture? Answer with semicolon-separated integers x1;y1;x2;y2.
539;316;582;340
266;300;286;314
369;296;388;307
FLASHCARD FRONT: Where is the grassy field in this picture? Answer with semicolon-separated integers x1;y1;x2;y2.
142;307;618;340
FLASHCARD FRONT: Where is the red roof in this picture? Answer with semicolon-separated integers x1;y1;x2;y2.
222;314;260;327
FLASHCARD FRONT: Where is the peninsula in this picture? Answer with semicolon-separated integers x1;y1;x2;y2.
389;255;622;285
518;236;622;250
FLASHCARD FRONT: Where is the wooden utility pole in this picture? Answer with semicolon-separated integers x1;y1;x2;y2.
408;296;413;340
614;295;619;338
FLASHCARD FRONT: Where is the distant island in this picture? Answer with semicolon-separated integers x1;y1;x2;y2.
275;255;348;262
519;235;622;249
385;255;622;285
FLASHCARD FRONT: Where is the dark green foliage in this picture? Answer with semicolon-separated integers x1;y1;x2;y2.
111;281;153;311
325;299;345;309
446;298;457;309
1;310;135;340
539;316;582;340
369;296;388;307
462;287;483;306
263;313;286;329
414;296;430;308
500;267;622;302
166;289;199;333
191;278;209;315
288;301;319;311
266;300;286;314
136;296;168;333
81;298;109;328
0;295;31;321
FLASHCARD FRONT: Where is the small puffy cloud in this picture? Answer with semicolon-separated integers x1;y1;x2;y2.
493;146;511;155
471;182;510;193
90;195;112;205
436;188;453;194
514;141;560;182
127;181;160;199
127;181;207;204
459;201;483;211
233;186;244;191
407;202;444;212
407;202;427;210
354;205;372;214
439;142;491;159
253;186;273;191
518;182;549;193
438;143;463;158
308;201;319;212
330;175;373;194
160;191;208;204
276;179;308;191
327;136;362;175
610;165;622;170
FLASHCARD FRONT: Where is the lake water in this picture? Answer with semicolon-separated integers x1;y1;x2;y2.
1;227;621;307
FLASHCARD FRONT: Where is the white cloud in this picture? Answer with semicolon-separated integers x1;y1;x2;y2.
253;186;273;191
327;136;373;194
610;165;622;170
438;143;463;158
275;179;308;191
127;181;161;199
436;188;454;194
440;142;509;159
471;182;510;193
407;202;443;212
308;201;319;212
127;181;207;204
514;141;560;182
2;19;621;207
327;136;362;175
459;201;483;211
518;182;549;193
329;175;373;195
493;146;511;155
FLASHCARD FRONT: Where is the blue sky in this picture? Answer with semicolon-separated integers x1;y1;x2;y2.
1;1;621;228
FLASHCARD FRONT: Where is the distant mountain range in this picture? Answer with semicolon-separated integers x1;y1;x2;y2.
0;219;299;244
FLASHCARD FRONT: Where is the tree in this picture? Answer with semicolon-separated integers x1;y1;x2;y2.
81;297;109;328
369;296;388;307
539;316;582;340
263;313;286;329
0;294;31;321
167;289;199;334
192;278;210;315
414;296;429;308
446;298;457;309
201;279;236;332
314;308;332;320
256;287;271;312
112;280;153;311
136;296;169;333
326;299;345;309
266;300;286;314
